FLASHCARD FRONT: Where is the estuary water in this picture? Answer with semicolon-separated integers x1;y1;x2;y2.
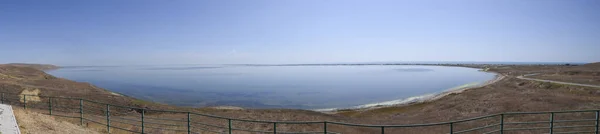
47;65;496;110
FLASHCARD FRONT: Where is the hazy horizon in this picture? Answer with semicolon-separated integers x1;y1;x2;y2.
2;0;599;65
3;61;592;67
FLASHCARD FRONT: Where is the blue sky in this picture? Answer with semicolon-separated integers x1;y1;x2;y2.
1;0;599;65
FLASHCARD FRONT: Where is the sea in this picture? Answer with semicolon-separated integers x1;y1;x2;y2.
47;64;503;110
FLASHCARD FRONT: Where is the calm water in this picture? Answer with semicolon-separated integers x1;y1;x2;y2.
47;65;496;109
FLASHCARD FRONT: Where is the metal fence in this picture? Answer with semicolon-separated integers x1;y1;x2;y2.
1;92;599;134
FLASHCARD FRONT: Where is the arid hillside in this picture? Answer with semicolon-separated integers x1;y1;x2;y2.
515;62;600;85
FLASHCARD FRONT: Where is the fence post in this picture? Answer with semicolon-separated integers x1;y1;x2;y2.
273;122;277;134
23;95;26;109
323;121;327;134
381;126;385;134
48;97;52;115
106;104;110;133
549;112;554;134
450;123;454;134
80;99;83;125
228;119;232;134
141;109;145;134
500;114;504;134
187;112;191;134
595;111;598;134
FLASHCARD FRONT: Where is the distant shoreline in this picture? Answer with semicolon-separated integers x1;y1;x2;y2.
2;63;60;71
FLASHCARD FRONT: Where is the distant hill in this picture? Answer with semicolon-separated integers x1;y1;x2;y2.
3;63;60;71
0;64;57;80
582;62;600;68
555;62;600;76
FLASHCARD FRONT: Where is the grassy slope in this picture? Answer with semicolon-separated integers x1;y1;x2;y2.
13;107;101;134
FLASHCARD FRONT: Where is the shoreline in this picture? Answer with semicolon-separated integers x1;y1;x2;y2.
318;71;506;113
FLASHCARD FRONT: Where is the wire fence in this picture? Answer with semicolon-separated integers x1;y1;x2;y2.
1;91;599;134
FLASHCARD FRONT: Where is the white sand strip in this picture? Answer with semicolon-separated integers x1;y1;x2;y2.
0;104;21;134
317;73;506;112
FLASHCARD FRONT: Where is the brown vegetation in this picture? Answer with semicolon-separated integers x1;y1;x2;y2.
14;107;101;134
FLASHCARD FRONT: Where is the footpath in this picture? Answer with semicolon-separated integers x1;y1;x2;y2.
517;74;600;88
0;104;20;134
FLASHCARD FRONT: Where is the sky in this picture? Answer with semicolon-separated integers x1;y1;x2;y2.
1;0;599;65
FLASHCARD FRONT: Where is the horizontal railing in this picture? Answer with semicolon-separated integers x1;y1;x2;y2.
1;91;599;134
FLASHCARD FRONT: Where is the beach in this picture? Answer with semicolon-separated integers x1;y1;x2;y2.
323;72;506;113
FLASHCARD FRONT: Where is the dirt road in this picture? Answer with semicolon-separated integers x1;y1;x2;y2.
517;74;600;88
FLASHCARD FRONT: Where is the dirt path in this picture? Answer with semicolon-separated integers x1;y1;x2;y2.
517;75;600;88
